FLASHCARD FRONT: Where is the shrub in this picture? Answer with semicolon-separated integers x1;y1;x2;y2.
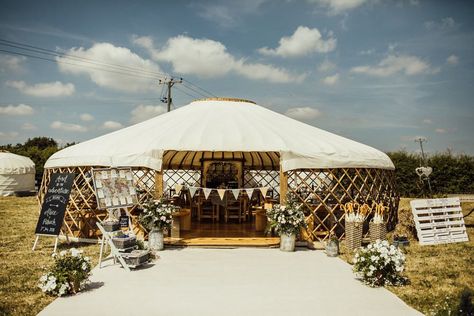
266;193;307;235
38;248;92;296
138;199;177;231
353;240;407;287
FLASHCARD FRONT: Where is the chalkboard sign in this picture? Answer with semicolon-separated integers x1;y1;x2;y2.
35;173;75;236
120;215;129;228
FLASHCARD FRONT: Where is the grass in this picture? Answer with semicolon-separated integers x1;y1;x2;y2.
0;197;100;316
1;196;473;315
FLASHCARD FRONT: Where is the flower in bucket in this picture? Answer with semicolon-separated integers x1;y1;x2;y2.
266;194;307;236
138;198;178;232
352;239;408;287
38;248;92;296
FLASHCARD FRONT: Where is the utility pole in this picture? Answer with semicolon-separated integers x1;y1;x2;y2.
415;137;427;164
159;77;183;112
414;137;432;196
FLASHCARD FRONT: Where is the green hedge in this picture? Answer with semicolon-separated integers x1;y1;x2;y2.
387;151;474;197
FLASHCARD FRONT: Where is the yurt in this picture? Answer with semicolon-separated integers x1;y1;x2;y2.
0;151;35;196
42;98;398;242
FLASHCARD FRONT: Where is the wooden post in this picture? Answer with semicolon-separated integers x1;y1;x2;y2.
154;170;163;199
279;164;288;204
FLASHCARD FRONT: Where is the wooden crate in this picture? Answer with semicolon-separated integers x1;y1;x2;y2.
410;197;469;245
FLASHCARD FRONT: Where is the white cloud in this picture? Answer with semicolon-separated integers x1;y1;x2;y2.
0;55;26;73
6;80;75;97
446;54;459;65
308;0;369;14
101;121;123;130
435;128;447;134
285;107;321;120
350;54;438;77
134;35;304;83
0;131;19;139
422;119;433;124
0;104;34;116
21;123;37;130
130;104;167;124
321;73;339;85
258;26;336;58
57;42;162;92
318;59;336;72
50;121;87;132
80;113;95;121
424;17;457;31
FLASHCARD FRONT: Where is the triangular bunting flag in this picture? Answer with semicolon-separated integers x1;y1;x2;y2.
217;189;226;200
259;187;269;198
203;188;212;199
175;184;183;195
231;189;240;200
188;186;198;198
245;188;254;198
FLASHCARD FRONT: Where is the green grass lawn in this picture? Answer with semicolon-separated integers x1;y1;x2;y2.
0;196;473;315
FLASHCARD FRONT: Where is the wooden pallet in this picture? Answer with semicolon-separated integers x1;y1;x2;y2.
164;237;280;247
410;197;469;245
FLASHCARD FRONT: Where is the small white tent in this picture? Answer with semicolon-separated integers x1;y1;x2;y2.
0;152;35;196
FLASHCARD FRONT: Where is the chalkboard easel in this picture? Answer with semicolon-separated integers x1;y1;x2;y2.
33;173;75;253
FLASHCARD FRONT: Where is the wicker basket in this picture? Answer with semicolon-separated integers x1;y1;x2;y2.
103;220;120;232
122;250;150;266
112;235;136;249
345;221;363;252
369;222;387;243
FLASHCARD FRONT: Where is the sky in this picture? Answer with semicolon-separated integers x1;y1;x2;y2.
0;0;473;155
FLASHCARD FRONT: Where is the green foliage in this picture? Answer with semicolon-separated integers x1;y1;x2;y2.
456;288;474;316
266;193;307;235
387;151;474;196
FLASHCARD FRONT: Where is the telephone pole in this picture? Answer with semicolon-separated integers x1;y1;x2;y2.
159;77;183;112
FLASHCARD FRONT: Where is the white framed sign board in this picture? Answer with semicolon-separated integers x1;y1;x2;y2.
92;167;139;209
410;197;469;245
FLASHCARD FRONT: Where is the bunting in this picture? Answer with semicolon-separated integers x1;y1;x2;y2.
217;189;226;200
245;188;255;199
203;188;212;199
231;189;240;200
188;186;198;198
175;184;183;195
259;187;269;198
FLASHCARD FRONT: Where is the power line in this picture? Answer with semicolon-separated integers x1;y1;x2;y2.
182;79;217;97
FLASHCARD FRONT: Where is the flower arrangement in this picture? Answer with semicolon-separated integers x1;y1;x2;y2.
343;201;372;222
38;248;92;296
353;239;407;287
266;194;307;236
138;198;178;232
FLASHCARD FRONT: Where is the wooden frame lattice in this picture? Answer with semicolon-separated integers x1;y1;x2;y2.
38;166;156;239
286;168;399;242
243;169;280;199
163;169;201;196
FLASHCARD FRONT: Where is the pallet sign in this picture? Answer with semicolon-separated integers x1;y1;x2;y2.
410;197;469;245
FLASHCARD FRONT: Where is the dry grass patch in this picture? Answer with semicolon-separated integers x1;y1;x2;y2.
0;197;100;316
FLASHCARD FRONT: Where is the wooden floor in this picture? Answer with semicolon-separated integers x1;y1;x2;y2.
165;220;279;247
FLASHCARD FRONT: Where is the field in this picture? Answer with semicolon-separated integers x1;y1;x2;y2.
0;196;473;315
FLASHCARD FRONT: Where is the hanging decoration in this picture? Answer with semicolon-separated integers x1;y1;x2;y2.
217;189;226;201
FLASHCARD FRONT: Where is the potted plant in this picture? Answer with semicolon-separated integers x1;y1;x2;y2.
38;248;92;296
138;198;178;251
266;194;307;252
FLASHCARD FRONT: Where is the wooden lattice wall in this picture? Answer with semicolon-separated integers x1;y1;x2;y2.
38;166;156;240
286;168;399;242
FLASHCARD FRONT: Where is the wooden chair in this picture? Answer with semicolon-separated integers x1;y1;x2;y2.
225;193;246;223
197;194;219;222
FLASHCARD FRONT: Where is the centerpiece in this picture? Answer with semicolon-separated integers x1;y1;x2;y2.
266;194;307;252
138;198;178;251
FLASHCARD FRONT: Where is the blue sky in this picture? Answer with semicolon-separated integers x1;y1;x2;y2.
0;0;473;154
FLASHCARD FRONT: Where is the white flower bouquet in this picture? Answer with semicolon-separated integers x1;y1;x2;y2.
38;248;92;296
266;194;307;236
353;239;407;287
138;198;178;232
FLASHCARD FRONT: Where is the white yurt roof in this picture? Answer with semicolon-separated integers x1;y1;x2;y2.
0;152;35;174
45;98;394;172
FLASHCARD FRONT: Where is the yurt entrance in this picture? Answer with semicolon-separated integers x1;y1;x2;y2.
161;151;281;245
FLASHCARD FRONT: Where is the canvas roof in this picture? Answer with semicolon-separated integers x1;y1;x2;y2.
0;152;35;174
45;98;394;172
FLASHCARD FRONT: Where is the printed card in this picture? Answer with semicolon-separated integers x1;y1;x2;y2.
119;196;126;205
112;197;119;206
119;170;125;178
97;189;105;198
95;179;102;188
